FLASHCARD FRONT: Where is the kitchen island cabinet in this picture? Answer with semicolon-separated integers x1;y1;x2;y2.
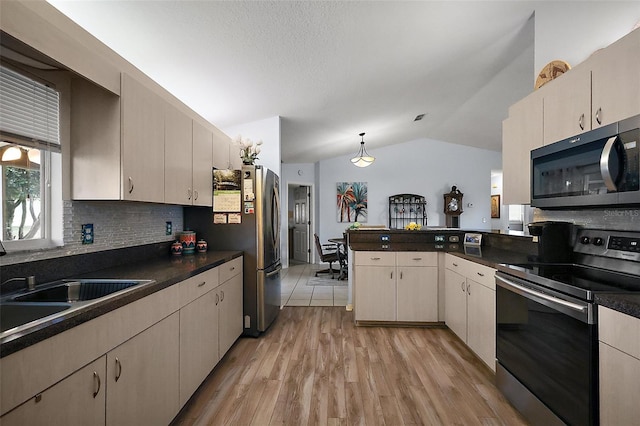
444;254;496;371
598;305;640;425
353;251;438;323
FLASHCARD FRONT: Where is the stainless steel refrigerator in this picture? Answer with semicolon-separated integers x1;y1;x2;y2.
184;165;282;337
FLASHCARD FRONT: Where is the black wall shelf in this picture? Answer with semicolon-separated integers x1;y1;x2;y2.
388;194;427;229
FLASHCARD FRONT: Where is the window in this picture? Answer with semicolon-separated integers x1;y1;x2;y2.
0;64;62;250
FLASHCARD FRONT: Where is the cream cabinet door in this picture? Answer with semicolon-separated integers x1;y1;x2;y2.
542;64;591;144
218;272;244;359
179;290;219;407
466;279;496;371
396;266;438;322
599;342;640;425
502;89;544;205
121;73;165;203
212;127;233;170
591;28;640;128
164;103;193;205
444;268;467;342
354;266;396;321
192;120;214;206
0;356;106;426
106;312;179;426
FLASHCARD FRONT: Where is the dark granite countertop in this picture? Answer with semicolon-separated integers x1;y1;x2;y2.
595;293;640;320
1;250;242;357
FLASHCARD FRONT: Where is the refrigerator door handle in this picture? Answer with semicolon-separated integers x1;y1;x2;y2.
266;264;282;278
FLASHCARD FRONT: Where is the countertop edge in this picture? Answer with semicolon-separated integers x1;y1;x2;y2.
0;250;243;357
595;293;640;320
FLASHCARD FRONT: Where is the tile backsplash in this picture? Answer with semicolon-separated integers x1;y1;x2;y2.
534;207;640;231
1;201;183;265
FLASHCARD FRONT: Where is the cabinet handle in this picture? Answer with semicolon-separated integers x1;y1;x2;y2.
230;266;235;271
216;293;220;305
467;283;471;295
93;371;101;398
371;257;381;260
461;282;466;292
477;272;485;277
187;188;192;200
390;271;393;279
194;190;199;201
578;113;585;130
400;271;403;279
35;393;42;403
452;262;458;267
198;281;206;287
115;357;122;382
221;290;225;302
595;107;602;125
128;177;134;194
412;258;422;261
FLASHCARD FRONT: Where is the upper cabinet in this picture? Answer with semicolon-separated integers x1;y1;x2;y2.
502;89;543;205
71;73;223;206
590;28;640;129
503;27;640;204
212;127;240;170
164;104;194;205
192;121;214;207
121;73;165;203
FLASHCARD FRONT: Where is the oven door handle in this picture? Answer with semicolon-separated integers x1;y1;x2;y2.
496;275;588;314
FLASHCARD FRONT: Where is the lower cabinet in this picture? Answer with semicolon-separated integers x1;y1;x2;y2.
218;270;243;358
598;306;640;425
354;251;438;323
0;357;106;426
106;312;180;426
444;254;496;371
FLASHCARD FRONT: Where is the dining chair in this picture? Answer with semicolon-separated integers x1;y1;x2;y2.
314;233;340;278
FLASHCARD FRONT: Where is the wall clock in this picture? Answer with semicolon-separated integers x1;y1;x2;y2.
443;186;463;228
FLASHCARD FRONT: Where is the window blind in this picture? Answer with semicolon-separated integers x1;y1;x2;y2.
0;65;60;145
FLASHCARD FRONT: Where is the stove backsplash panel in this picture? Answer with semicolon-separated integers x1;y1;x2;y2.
534;207;640;232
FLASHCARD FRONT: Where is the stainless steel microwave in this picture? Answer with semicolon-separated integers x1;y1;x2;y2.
531;114;640;208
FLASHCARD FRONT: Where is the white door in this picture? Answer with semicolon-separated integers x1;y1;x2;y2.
292;186;310;262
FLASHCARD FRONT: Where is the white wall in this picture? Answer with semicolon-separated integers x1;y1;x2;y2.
317;138;502;246
224;116;282;179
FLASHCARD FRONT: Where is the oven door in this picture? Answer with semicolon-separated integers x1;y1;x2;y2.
495;273;598;426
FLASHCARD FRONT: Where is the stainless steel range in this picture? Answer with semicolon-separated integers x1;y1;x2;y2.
495;227;640;426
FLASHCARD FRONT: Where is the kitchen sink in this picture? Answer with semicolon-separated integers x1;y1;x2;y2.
1;278;155;344
13;279;147;303
1;303;71;333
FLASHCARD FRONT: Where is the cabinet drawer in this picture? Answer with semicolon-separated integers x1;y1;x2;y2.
354;251;395;266
178;268;219;308
396;251;437;267
219;257;242;283
466;263;496;290
599;306;640;360
445;254;467;273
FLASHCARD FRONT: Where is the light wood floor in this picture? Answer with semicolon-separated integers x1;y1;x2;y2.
171;307;527;426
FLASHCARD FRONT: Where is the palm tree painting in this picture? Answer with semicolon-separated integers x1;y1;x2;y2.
337;182;367;223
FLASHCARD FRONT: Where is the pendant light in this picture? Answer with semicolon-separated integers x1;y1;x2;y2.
350;132;375;167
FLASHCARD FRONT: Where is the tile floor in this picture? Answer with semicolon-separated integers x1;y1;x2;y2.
281;262;348;307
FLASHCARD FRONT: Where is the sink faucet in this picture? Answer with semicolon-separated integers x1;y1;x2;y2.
2;276;36;291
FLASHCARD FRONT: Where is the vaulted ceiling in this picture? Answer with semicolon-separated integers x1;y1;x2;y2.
44;2;596;163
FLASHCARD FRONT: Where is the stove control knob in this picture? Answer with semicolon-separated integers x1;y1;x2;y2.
593;237;604;246
580;236;591;245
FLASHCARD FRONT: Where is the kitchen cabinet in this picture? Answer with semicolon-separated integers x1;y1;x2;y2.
598;306;640;425
192;120;214;206
444;254;496;371
353;251;438;323
501;89;543;205
121;72;165;203
164;103;194;205
106;312;180;426
590;28;640;130
0;356;106;425
218;257;244;358
178;257;243;407
213;127;240;170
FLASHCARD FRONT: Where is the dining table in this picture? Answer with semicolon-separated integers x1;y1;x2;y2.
328;237;348;280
